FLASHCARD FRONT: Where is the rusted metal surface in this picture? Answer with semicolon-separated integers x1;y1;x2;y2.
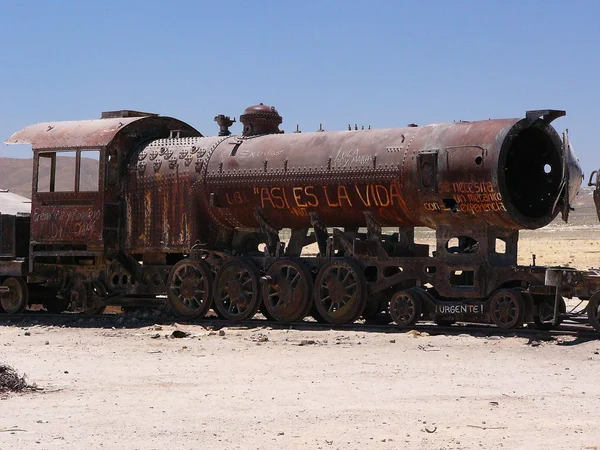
123;136;223;253
240;103;282;136
6;115;201;250
0;215;29;258
5;114;200;150
5;105;599;333
0;260;27;277
198;110;581;235
106;106;581;258
7;117;145;149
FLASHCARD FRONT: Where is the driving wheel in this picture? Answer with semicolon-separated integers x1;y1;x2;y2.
167;259;213;320
213;258;261;321
313;259;366;325
262;260;312;323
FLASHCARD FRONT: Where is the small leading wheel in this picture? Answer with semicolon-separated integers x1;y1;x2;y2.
587;292;600;332
262;260;313;324
213;258;261;321
389;288;423;328
167;259;213;320
1;277;29;314
313;259;367;325
488;288;526;329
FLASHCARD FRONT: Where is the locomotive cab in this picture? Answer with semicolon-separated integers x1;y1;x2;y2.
33;147;104;256
5;112;200;288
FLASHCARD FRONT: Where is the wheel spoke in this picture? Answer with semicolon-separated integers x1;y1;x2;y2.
289;273;300;286
342;271;351;283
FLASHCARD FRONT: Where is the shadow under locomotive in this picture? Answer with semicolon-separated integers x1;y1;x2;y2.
1;310;598;345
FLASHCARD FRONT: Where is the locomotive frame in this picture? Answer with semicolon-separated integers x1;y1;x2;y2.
1;106;598;332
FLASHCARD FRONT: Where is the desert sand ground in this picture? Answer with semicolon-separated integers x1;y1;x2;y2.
2;207;600;450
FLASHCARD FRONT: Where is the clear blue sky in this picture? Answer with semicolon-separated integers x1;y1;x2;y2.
1;0;598;174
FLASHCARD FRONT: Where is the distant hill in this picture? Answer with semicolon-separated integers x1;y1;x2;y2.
0;157;99;198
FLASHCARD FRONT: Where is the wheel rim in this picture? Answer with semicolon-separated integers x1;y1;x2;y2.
1;277;28;314
314;260;366;324
389;289;422;327
167;260;213;320
391;294;415;324
214;259;260;321
263;260;312;323
495;296;517;324
172;264;207;309
489;289;524;329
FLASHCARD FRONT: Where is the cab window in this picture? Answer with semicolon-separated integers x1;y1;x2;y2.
79;150;100;191
37;152;55;193
36;149;100;193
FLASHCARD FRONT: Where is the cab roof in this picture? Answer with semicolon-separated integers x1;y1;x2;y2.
5;114;201;150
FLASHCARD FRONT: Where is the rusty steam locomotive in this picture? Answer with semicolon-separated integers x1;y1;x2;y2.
1;104;593;330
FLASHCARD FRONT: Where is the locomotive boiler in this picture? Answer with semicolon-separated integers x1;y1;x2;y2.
2;105;584;330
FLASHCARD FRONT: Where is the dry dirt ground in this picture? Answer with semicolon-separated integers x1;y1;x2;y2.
2;210;600;449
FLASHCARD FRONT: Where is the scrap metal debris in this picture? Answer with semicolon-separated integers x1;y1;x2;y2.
418;344;440;352
0;364;34;393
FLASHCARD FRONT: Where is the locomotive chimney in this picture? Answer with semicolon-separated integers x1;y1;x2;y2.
214;115;235;136
240;103;282;136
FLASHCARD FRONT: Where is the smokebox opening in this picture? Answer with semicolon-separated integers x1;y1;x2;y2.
502;126;562;222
